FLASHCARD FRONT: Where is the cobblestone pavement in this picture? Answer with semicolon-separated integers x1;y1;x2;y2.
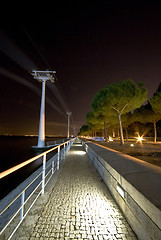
29;140;137;240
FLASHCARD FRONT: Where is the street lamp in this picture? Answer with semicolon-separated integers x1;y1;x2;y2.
31;70;56;148
67;112;72;139
137;136;144;143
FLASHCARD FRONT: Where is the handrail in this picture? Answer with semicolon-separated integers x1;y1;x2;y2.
47;138;67;146
0;137;76;240
0;138;74;179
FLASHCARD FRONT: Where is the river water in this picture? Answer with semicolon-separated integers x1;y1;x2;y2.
0;136;64;199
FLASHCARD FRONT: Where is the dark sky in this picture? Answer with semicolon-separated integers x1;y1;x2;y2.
1;1;161;136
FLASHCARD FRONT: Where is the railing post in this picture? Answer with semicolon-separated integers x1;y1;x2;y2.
60;148;62;160
20;191;25;221
57;145;60;170
52;159;54;175
63;143;65;159
42;153;46;194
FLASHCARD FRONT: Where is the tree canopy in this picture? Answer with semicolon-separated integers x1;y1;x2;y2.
92;79;147;115
150;83;161;114
91;79;147;144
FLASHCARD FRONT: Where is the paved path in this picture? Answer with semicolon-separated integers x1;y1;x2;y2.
16;139;137;240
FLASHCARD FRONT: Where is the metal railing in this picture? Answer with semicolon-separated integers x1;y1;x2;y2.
0;137;76;240
46;138;67;147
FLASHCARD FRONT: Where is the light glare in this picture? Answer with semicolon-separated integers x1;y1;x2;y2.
137;136;143;143
117;184;125;199
108;136;113;142
73;150;86;155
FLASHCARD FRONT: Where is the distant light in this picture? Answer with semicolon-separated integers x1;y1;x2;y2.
86;136;92;139
137;136;143;143
130;143;134;147
117;184;125;199
108;136;113;142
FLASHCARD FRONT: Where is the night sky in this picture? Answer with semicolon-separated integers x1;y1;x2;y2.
1;1;161;136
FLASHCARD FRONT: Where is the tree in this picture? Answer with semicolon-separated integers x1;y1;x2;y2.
150;82;161;114
148;83;161;141
121;112;134;140
86;112;104;137
87;112;114;140
149;83;161;141
78;125;89;136
133;103;161;142
92;79;147;144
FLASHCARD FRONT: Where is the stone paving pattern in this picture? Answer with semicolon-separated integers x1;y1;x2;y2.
29;140;137;240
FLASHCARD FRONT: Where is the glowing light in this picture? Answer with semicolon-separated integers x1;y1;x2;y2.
137;136;144;143
117;184;125;199
72;150;86;155
108;136;113;142
135;132;144;143
130;143;134;147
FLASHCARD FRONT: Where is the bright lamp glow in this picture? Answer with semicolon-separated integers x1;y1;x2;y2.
72;150;86;155
73;144;82;147
108;136;113;142
117;184;125;199
137;136;143;143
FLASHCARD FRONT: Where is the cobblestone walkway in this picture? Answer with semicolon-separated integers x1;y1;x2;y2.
30;140;137;240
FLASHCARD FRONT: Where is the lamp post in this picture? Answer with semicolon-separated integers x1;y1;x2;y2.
67;112;72;139
31;70;56;148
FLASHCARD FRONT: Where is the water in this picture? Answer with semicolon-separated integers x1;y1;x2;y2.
0;135;64;200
